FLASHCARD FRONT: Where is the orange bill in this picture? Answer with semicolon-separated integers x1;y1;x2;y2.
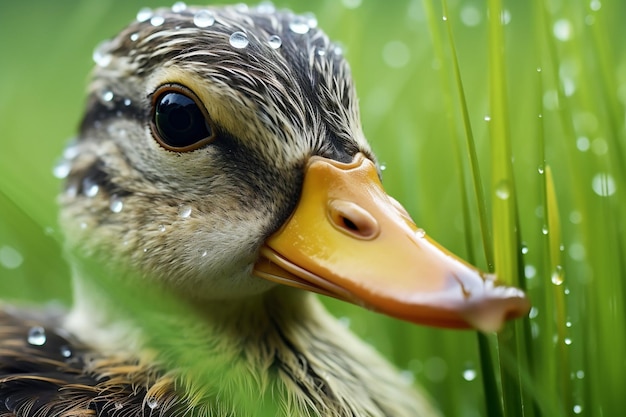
253;153;530;332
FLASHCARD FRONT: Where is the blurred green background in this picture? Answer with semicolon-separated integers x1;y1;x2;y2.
1;0;625;416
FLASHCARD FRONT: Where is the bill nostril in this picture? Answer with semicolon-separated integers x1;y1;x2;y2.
328;200;380;240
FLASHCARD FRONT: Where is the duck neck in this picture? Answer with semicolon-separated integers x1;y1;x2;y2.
64;266;435;417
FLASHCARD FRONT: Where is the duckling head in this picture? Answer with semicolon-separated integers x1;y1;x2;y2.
59;4;529;332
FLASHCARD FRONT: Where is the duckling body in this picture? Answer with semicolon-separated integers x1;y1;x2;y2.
0;3;529;416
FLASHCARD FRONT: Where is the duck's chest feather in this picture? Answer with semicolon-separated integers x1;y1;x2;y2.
0;298;438;417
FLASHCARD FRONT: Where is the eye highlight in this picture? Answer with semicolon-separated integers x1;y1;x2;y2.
150;85;215;151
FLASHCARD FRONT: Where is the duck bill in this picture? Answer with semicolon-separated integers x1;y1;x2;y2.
253;153;530;332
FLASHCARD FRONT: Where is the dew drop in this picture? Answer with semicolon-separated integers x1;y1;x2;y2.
303;12;318;28
566;321;572;328
591;173;616;197
576;136;590;152
576;370;585;379
564;337;572;345
380;163;387;171
0;245;24;270
136;7;153;22
158;224;166;232
415;228;426;238
382;40;410;68
553;19;573;41
495;180;510;200
528;306;539;319
462;368;477;381
573;405;582;414
257;1;276;14
193;10;215;28
289;16;310;34
590;0;601;11
178;205;192;218
60;345;72;358
92;40;112;67
147;397;159;410
171;1;187;12
268;35;282;49
53;159;71;179
27;326;46;346
342;0;362;8
568;242;586;261
524;264;537;279
229;31;249;48
484;115;491;121
537;165;545;174
521;244;529;255
460;5;482;27
109;195;124;213
442;15;448;21
541;225;549;235
569;210;582;224
316;48;326;56
551;265;564;285
150;15;165;26
501;9;512;24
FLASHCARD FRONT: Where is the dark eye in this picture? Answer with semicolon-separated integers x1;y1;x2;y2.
151;87;214;151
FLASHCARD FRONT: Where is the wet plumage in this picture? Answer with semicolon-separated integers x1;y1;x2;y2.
0;3;529;416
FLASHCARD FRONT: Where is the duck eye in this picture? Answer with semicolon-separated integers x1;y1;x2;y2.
151;87;214;151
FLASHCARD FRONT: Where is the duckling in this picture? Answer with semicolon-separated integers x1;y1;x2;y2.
0;4;529;417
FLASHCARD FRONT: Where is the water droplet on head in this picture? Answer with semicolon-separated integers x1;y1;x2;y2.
114;402;124;410
178;205;192;218
136;7;153;22
257;1;276;14
53;159;71;179
229;31;249;48
0;245;24;270
83;178;99;197
27;326;46;346
591;172;616;197
289;15;311;34
316;48;326;56
200;250;208;258
235;3;249;12
158;224;166;232
171;1;187;13
147;397;159;409
92;40;112;67
415;228;426;238
193;10;215;28
60;345;72;358
462;368;477;381
130;32;140;42
268;35;282;49
150;15;165;26
123;98;132;107
101;90;114;102
109;195;124;213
